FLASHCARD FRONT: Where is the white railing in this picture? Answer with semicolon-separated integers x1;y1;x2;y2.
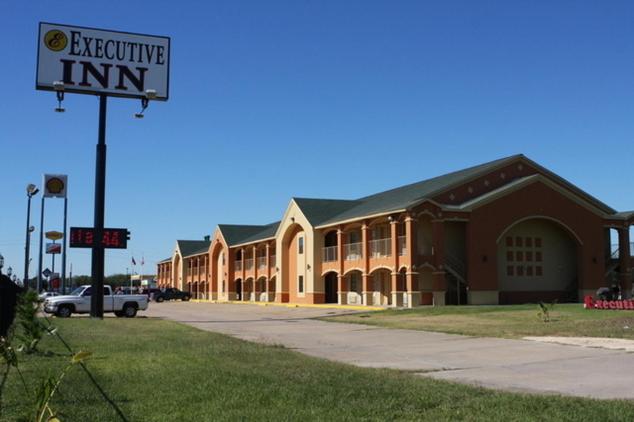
245;258;254;270
398;236;406;256
344;242;362;261
369;238;391;258
322;245;338;262
257;256;267;270
234;260;242;271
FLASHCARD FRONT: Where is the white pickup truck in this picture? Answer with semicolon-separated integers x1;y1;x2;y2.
42;285;149;318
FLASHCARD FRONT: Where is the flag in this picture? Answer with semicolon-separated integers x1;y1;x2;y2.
131;257;136;266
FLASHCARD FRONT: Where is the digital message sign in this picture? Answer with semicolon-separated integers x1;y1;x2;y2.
69;227;130;249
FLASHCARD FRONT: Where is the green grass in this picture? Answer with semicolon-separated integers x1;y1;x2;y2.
2;317;634;421
324;303;634;339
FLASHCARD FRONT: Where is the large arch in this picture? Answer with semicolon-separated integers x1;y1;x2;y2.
496;217;579;304
173;254;181;289
281;223;307;303
211;240;226;301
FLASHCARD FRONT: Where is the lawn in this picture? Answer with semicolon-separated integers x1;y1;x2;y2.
324;303;634;339
2;317;634;421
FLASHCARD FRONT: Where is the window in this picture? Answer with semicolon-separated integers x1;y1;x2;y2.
298;237;304;254
298;275;304;293
505;234;544;277
222;280;225;293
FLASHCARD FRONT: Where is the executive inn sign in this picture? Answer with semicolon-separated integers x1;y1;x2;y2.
35;22;170;318
36;22;170;100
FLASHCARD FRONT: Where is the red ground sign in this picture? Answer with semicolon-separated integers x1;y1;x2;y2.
584;295;634;310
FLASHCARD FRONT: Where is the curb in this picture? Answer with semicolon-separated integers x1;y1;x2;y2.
189;299;383;311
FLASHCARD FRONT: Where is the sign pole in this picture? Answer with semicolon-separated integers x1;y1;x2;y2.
61;196;68;294
91;94;107;318
37;196;45;292
51;240;56;275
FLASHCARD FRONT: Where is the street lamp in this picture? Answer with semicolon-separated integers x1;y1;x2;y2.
24;183;39;290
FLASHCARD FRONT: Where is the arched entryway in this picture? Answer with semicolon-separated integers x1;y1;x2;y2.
344;270;363;305
244;278;254;301
281;223;307;303
257;277;267;302
324;272;338;304
370;268;391;306
235;278;242;301
268;276;276;302
173;254;181;289
497;217;579;304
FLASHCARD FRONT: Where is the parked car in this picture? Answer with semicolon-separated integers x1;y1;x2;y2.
38;291;60;302
153;288;191;303
42;285;149;318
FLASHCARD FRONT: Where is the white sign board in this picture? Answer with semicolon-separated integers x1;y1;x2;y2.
43;174;68;198
36;22;170;100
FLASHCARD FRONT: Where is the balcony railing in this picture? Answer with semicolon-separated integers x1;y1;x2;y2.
370;238;391;258
322;245;338;262
398;236;406;256
245;258;254;270
257;256;267;270
344;242;362;261
234;260;242;271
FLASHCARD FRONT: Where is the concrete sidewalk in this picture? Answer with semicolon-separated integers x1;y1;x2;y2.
143;302;634;400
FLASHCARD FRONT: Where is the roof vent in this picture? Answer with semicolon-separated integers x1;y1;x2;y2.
204;235;210;241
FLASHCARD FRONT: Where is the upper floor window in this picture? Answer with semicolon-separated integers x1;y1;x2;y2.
298;236;304;254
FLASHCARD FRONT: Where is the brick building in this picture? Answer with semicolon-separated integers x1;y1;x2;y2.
157;154;634;306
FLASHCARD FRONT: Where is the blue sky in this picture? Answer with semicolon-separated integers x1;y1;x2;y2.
1;1;633;278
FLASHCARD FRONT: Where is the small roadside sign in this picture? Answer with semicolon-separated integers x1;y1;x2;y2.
42;268;52;278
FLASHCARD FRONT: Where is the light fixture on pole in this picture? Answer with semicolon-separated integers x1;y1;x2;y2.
134;89;157;119
24;183;39;289
53;81;65;112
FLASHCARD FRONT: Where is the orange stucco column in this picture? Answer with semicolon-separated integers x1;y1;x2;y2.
405;216;419;307
619;228;632;298
337;228;345;304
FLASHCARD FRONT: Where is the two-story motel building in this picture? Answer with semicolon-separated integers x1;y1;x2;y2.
157;154;634;307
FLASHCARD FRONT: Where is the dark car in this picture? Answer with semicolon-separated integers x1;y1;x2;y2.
153;288;191;302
